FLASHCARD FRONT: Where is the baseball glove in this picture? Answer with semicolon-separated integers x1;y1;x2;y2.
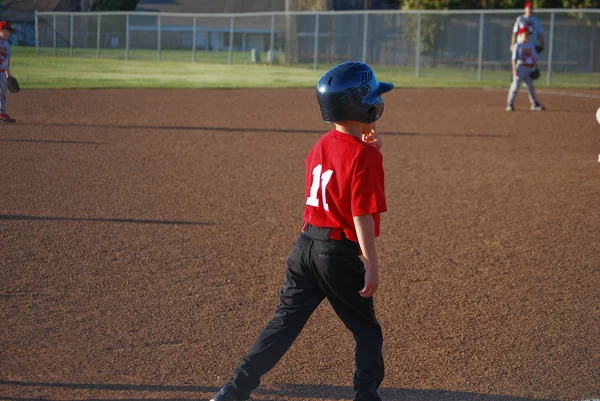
535;45;544;54
530;66;540;80
7;76;20;93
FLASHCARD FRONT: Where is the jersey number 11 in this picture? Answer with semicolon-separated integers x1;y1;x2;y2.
306;164;334;211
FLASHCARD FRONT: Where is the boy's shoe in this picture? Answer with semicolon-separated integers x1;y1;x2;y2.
506;104;514;111
0;113;16;123
210;385;251;401
531;103;545;111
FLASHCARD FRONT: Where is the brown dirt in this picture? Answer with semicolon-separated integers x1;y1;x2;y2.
1;88;599;401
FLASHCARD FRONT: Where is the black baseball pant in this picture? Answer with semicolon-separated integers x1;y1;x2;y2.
226;224;384;401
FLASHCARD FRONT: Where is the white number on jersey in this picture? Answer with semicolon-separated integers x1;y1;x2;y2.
306;164;334;211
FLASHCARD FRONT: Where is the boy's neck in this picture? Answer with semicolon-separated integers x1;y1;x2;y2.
334;123;363;139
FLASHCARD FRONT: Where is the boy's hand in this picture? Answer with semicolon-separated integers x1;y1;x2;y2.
362;126;383;151
359;262;379;298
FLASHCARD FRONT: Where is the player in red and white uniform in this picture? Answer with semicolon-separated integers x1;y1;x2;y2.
0;21;16;123
507;27;545;112
210;62;393;401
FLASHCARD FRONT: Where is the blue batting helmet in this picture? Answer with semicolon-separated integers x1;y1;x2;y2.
316;61;393;124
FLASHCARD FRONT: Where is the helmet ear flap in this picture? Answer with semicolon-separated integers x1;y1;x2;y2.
367;101;384;123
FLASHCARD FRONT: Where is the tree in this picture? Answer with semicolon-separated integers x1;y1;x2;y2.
560;0;600;7
91;0;139;11
401;0;599;8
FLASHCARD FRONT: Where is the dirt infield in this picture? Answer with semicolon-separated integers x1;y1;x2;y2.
1;88;599;401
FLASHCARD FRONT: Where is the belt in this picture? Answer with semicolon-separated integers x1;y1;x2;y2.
522;64;534;67
301;222;343;241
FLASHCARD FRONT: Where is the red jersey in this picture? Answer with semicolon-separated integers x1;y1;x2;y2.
303;129;387;242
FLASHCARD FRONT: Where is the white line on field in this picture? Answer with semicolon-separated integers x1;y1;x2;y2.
536;90;600;99
484;87;600;99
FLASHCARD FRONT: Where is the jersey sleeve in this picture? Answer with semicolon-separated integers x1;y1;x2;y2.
512;17;520;33
350;147;387;217
512;45;519;61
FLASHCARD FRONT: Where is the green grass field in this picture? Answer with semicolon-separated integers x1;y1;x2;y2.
11;46;600;90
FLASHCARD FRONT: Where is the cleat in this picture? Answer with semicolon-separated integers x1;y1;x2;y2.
0;113;16;123
506;104;514;111
210;385;251;401
530;103;545;111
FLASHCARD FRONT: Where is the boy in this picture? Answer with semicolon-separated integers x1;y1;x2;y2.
210;61;393;401
0;20;16;123
507;27;545;112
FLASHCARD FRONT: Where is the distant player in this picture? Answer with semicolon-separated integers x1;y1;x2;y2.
209;61;392;401
510;2;545;54
507;27;545;112
0;21;16;123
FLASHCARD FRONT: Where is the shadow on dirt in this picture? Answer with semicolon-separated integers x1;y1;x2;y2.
16;122;512;138
0;138;102;145
0;381;559;401
0;214;212;226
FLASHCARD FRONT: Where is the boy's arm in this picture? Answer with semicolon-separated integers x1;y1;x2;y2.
354;213;379;298
512;46;518;76
510;18;519;50
536;18;545;47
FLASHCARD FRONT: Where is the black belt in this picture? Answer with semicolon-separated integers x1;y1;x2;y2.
302;222;344;241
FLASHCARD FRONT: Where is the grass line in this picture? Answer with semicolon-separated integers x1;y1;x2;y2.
11;46;600;90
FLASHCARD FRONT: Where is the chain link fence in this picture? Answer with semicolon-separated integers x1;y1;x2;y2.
34;9;600;84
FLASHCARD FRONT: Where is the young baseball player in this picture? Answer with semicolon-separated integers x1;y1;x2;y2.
507;27;545;112
510;2;545;54
0;21;16;123
210;61;393;401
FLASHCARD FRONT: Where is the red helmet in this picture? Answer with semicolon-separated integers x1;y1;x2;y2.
0;21;16;32
518;27;531;35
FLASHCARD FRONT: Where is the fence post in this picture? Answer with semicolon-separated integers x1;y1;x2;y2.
35;10;39;55
69;13;74;57
192;16;197;63
416;11;421;78
270;14;275;65
157;14;162;61
96;14;101;58
362;13;368;63
591;24;597;72
547;11;555;85
53;13;57;56
477;12;484;81
228;16;235;65
126;13;130;60
313;14;319;71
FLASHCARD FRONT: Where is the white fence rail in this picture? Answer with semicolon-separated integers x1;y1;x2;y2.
34;9;600;84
